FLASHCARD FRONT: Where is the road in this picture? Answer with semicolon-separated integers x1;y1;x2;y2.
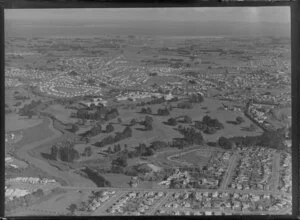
57;186;290;197
93;191;126;215
270;151;281;191
220;151;239;189
148;192;171;215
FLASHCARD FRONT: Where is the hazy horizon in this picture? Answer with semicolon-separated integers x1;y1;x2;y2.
5;7;291;38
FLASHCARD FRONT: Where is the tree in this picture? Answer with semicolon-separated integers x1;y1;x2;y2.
157;108;170;116
146;107;152;114
141;108;147;114
111;156;128;173
236;116;245;124
113;144;121;152
177;102;193;109
204;126;217;134
145;115;153;124
218;136;227;147
145;123;153;131
219;137;235;149
189;93;204;103
34;189;44;197
67;204;77;214
117;117;122;124
150;141;169;150
50;145;58;160
70;124;79;133
130;118;137;126
106;124;114;133
202;115;211;124
123;126;133;137
259;129;285;150
167;118;177;126
107;146;113;154
183;115;192;124
83;146;92;157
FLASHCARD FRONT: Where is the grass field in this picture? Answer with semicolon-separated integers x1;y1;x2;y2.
170;150;212;167
5;113;43;132
43;104;77;124
100;173;131;188
15;189;86;216
14;118;54;148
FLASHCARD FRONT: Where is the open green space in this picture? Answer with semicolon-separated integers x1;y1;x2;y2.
43;104;77;124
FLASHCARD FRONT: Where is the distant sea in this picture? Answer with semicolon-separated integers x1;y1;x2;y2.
5;20;290;38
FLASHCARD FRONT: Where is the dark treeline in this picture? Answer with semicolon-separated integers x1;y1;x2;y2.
94;126;132;148
50;140;80;163
74;105;119;122
137;96;179;107
218;128;287;150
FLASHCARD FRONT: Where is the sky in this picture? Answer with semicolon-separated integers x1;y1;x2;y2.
4;7;290;38
5;7;290;23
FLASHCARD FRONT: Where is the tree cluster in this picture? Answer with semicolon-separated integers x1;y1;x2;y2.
182;115;192;124
14;95;30;101
19;100;42;117
75;106;119;122
94;126;133;148
125;141;170;159
137;97;166;106
111;155;128;173
141;115;153;130
219;128;286;150
14;101;22;107
218;136;236;149
104;108;119;121
157;108;170;116
130;118;137;126
107;143;122;154
69;124;79;133
105;124;115;133
188;93;204;103
50;140;80;163
195;115;224;134
177;102;193;109
167;117;177;126
178;127;204;145
82;123;102;138
141;107;152;114
82;146;92;157
235;116;245;124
